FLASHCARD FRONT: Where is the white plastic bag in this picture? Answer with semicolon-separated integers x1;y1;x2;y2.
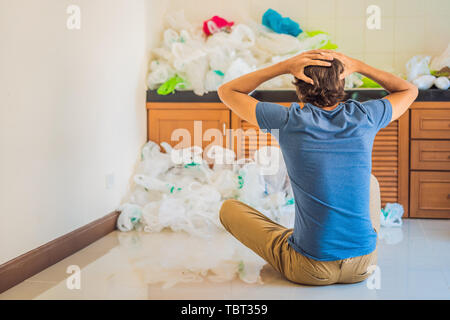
298;32;330;51
204;70;224;91
406;55;431;82
147;60;176;89
117;203;143;232
344;73;364;88
137;141;174;177
229;24;256;50
256;31;302;56
434;76;450;90
380;203;404;227
223;58;255;83
412;74;436;90
237;162;266;207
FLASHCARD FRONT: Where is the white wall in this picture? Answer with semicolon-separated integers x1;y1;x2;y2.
0;0;162;264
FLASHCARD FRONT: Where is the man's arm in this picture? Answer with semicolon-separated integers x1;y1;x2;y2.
330;51;418;122
218;50;334;126
355;62;418;121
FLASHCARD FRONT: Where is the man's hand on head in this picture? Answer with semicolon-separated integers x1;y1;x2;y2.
285;49;334;85
327;51;363;80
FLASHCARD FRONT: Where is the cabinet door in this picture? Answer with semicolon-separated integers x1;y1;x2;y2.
410;171;450;218
148;109;230;153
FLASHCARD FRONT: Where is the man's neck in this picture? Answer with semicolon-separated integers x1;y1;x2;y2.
321;102;341;111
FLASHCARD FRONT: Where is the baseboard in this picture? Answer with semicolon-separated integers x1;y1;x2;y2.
0;211;120;294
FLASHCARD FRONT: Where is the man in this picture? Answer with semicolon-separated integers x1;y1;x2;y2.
217;50;418;285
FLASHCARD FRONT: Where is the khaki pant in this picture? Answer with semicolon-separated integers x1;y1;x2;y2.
219;175;381;286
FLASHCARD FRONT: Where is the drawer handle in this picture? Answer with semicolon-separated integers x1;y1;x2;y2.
448;194;450;200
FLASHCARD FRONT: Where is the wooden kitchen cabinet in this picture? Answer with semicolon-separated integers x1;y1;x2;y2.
409;102;450;218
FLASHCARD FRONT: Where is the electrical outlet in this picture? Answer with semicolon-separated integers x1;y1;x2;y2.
105;173;115;190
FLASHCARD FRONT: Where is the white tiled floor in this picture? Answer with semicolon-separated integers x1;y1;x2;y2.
1;219;449;300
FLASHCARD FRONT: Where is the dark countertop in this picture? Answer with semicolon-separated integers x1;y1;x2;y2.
147;89;450;103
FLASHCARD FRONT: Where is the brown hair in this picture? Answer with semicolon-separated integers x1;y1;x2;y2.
292;58;346;108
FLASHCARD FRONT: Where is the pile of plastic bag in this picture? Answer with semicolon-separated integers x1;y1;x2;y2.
117;140;295;287
147;9;341;96
406;44;450;90
148;9;450;95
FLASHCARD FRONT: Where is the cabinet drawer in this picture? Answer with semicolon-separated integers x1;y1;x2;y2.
411;140;450;171
411;109;450;139
148;109;230;151
410;171;450;218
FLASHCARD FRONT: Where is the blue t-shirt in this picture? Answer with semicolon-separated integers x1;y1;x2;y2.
255;98;392;261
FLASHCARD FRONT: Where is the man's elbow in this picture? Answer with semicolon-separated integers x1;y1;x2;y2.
217;84;230;101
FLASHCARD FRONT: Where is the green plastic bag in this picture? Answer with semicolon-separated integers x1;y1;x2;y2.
360;77;382;88
299;30;338;50
157;75;187;95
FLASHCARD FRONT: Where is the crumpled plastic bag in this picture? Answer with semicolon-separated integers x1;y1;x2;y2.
147;60;176;90
157;75;187;95
412;74;436;90
202;15;234;36
262;8;303;37
345;73;364;88
298;30;338;51
117;203;143;232
204;70;224;91
223;57;256;84
434;76;450;90
406;55;431;82
256;29;303;56
380;203;403;227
